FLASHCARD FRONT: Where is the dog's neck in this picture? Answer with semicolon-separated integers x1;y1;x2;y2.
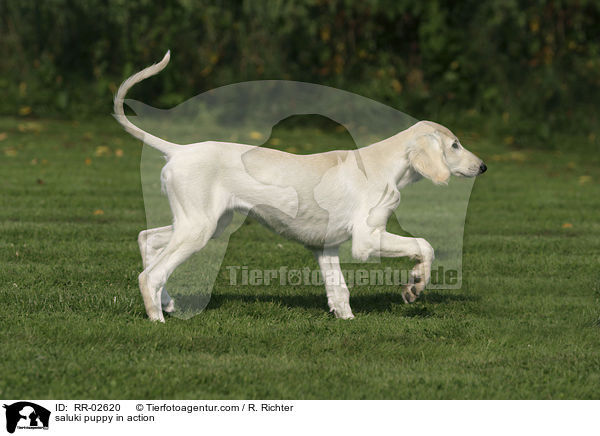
359;128;420;188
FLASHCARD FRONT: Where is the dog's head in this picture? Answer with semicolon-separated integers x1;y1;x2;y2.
407;121;486;185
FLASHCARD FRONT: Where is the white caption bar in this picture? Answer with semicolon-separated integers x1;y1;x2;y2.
1;400;597;435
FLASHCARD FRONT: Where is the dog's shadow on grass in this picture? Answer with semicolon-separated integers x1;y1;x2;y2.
188;290;478;317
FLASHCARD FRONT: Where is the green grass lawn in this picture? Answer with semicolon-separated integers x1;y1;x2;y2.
1;115;599;399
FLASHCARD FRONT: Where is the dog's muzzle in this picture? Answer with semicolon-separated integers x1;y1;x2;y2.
479;163;487;174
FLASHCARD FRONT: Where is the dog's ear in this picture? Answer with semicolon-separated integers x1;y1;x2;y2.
408;134;450;185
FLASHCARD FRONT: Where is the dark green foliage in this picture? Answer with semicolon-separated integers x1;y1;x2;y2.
1;0;600;145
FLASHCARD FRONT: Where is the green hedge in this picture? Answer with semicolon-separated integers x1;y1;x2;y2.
2;0;599;141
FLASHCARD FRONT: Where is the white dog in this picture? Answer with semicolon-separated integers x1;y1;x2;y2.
114;51;487;322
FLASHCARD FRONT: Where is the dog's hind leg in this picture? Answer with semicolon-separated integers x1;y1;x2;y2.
138;159;232;321
314;246;354;319
139;217;217;322
138;226;175;313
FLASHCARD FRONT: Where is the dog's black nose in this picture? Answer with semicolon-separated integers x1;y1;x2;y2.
479;163;487;174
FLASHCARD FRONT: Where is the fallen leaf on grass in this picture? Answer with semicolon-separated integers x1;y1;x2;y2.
3;147;17;157
508;151;526;162
17;122;43;133
115;148;124;157
249;131;263;140
93;209;104;216
0;132;7;141
85;158;92;165
578;175;592;185
562;222;573;229
94;145;111;157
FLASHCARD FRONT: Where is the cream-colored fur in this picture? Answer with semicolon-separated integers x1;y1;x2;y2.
115;52;487;322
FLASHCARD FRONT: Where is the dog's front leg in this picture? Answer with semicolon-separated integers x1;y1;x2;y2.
353;229;434;303
313;247;354;319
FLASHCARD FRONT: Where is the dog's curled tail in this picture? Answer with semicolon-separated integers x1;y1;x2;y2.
113;50;180;156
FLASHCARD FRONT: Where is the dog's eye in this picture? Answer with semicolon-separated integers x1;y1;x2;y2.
452;141;459;149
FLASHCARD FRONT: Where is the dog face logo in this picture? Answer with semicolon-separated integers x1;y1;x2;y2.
3;402;50;433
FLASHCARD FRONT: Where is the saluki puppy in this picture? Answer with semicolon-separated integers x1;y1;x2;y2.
114;52;487;322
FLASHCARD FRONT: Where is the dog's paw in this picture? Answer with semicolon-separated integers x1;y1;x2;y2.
410;262;430;296
401;284;417;304
162;298;175;314
148;312;166;323
334;310;355;320
329;302;355;320
412;279;426;296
